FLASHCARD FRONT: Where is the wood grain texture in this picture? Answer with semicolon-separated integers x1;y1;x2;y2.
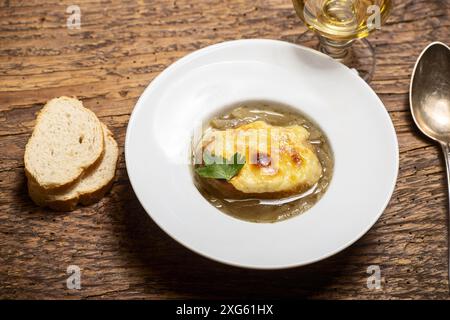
1;0;450;299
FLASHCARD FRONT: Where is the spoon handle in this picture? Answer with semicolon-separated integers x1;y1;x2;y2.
440;142;450;289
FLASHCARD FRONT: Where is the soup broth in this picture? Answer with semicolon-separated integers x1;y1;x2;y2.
192;101;334;223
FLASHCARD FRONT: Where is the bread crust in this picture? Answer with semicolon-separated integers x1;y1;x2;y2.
28;178;115;211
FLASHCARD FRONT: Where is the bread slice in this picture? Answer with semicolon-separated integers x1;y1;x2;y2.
24;96;104;190
28;124;119;211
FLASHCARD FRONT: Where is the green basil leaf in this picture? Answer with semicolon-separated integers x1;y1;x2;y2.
195;152;245;180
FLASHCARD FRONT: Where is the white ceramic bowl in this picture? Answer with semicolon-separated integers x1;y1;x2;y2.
125;39;399;269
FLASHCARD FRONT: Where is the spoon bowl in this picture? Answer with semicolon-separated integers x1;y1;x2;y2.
410;42;450;142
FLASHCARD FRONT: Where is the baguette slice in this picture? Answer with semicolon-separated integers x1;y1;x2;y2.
28;124;119;211
24;96;104;190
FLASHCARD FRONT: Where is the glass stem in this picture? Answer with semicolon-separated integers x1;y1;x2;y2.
318;36;354;65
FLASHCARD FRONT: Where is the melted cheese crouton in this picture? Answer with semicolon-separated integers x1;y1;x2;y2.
201;121;322;195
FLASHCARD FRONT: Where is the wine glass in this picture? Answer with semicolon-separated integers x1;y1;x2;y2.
292;0;393;82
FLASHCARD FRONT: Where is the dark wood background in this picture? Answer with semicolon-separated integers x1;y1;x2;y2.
0;0;449;299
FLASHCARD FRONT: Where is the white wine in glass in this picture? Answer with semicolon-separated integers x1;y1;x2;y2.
292;0;393;81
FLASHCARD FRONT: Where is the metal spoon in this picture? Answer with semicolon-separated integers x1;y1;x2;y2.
410;41;450;287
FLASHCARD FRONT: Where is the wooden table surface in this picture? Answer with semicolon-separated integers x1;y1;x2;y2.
1;0;449;300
